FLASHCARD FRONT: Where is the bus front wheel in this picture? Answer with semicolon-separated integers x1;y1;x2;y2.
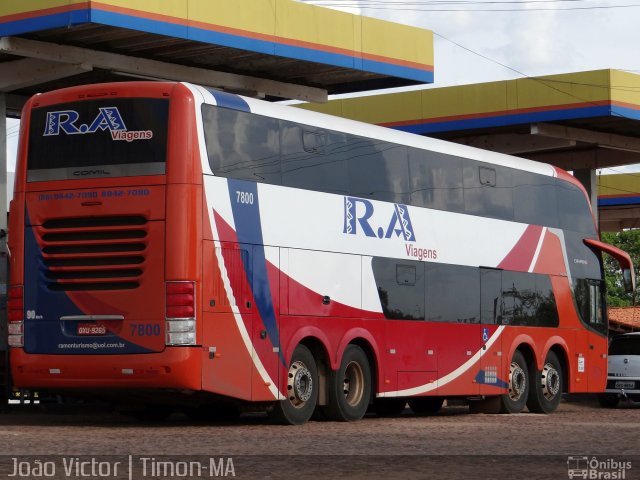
324;345;372;421
500;350;530;414
271;344;318;425
527;351;563;413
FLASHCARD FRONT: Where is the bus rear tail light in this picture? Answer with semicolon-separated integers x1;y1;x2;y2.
165;281;196;346
7;285;24;348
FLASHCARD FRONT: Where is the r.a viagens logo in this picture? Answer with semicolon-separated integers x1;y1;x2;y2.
342;196;437;261
43;107;152;142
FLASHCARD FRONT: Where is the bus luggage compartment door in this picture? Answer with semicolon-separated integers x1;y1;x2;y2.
202;242;280;401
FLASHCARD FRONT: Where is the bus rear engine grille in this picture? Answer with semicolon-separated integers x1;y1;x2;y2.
37;215;148;291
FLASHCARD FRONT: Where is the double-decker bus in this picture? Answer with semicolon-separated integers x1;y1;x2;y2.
6;82;634;424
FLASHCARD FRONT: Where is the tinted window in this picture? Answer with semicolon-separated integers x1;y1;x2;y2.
556;181;596;234
409;149;464;213
481;269;558;327
202;106;281;185
463;162;513;221
372;258;424;320
28;98;168;181
426;263;479;323
574;279;606;335
347;137;409;203
513;171;559;227
535;274;559;327
481;268;502;325
397;264;417;285
609;336;640;356
499;271;559;327
565;231;603;280
280;123;348;194
501;271;537;326
201;104;595;237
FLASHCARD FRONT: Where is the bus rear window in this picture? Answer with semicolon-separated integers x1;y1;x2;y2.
27;98;169;182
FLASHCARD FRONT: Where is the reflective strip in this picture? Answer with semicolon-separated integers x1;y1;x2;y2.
60;315;125;321
27;162;165;182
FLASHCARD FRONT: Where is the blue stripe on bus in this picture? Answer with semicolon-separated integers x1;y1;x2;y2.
227;179;284;364
206;88;251;113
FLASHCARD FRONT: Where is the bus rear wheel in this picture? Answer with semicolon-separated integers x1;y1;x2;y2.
527;351;563;414
270;344;318;425
324;345;371;421
500;351;529;414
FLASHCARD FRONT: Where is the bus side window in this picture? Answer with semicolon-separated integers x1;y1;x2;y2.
408;149;464;213
280;123;348;194
426;263;480;324
589;280;605;331
480;268;502;325
347;138;410;204
573;279;606;335
372;258;424;320
396;264;416;285
556;181;596;234
463;162;514;221
513;170;558;228
202;106;281;185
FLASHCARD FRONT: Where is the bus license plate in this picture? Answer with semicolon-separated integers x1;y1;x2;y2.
614;381;635;389
78;323;107;336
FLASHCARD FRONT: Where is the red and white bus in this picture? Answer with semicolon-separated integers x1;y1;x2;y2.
6;82;634;424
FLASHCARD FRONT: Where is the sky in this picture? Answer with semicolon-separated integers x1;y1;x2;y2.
5;0;640;177
5;117;18;173
306;0;640;87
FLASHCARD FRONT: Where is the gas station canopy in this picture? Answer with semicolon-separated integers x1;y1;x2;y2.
0;0;435;111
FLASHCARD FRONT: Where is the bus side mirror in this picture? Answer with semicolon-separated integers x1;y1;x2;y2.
622;268;634;293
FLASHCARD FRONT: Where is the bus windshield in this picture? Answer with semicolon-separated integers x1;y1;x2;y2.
27;98;169;182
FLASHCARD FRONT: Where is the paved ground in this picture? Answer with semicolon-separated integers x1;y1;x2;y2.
0;397;638;479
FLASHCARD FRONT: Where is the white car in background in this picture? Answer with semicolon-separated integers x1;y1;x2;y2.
599;333;640;407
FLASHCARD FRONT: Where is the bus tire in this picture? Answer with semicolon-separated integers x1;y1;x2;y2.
408;397;444;415
324;345;371;422
527;350;563;413
270;345;318;425
500;350;529;414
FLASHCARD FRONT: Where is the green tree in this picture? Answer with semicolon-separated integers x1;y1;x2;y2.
601;230;640;306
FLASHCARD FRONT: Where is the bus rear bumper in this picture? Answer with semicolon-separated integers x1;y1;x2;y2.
9;347;202;390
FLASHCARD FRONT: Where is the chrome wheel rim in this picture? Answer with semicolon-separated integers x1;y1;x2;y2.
343;361;365;407
509;361;526;402
287;361;313;408
541;362;560;401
